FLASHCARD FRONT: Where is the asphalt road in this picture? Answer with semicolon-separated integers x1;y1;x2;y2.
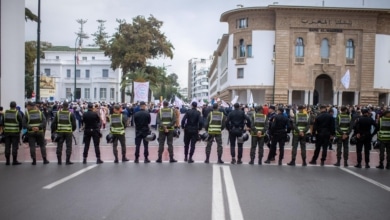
0;162;389;220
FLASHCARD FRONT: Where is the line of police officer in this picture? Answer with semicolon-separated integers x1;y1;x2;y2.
3;100;390;169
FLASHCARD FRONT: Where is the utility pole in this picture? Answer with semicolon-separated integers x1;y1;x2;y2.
35;0;41;101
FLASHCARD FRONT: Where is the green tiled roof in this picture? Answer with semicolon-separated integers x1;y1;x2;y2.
45;46;103;52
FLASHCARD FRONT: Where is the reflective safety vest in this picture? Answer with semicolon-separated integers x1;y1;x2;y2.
26;110;43;133
110;114;125;135
4;110;20;134
251;113;266;136
336;113;351;136
57;110;72;133
294;113;308;135
159;108;174;131
378;117;390;141
208;111;223;134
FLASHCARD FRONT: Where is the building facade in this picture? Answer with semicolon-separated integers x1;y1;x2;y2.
0;1;25;109
188;58;211;102
178;87;188;101
209;5;390;106
37;46;122;102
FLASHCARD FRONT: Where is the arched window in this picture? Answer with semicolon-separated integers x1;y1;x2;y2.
239;39;245;57
346;39;354;59
320;38;329;58
295;37;304;57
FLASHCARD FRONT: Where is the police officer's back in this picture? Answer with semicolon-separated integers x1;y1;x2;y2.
82;103;103;164
181;102;202;163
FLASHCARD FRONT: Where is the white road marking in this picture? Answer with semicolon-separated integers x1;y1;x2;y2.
212;165;244;220
212;165;225;220
340;167;390;192
222;166;244;220
42;165;98;189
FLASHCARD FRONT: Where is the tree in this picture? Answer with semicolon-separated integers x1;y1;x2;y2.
25;8;38;22
91;20;109;47
25;41;52;98
94;15;174;102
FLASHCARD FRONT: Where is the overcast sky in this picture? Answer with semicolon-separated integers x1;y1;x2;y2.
25;0;390;88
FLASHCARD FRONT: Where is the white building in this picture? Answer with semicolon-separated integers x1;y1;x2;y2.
37;46;122;102
178;87;188;101
188;58;211;103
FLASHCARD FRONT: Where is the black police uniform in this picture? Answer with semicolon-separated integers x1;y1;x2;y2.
265;111;288;165
181;105;202;163
353;111;378;168
309;109;335;166
134;107;151;162
82;107;103;164
225;106;251;164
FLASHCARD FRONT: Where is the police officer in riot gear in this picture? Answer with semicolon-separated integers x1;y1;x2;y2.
226;103;251;164
376;110;390;169
83;103;104;164
249;106;268;165
109;104;129;163
265;107;289;165
288;105;309;166
51;102;76;165
4;101;23;165
156;101;177;163
134;101;151;163
309;105;335;166
204;103;226;164
181;101;202;163
23;101;49;165
334;106;352;167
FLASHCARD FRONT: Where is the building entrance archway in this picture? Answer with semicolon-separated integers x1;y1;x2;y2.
314;74;333;105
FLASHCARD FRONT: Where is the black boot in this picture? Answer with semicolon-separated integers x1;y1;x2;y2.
12;156;21;165
386;163;390;170
82;158;87;164
5;156;10;166
57;155;62;165
184;155;188;162
231;158;236;164
32;158;36;165
217;155;224;164
376;162;384;169
134;157;139;163
258;158;262;165
249;156;255;165
204;154;210;164
114;154;119;163
334;159;341;167
344;161;349;167
43;157;49;164
144;157;150;163
302;158;307;166
96;158;104;164
169;156;177;163
287;159;296;166
122;156;129;162
237;158;242;164
188;156;194;163
66;155;73;165
354;163;362;168
156;156;162;163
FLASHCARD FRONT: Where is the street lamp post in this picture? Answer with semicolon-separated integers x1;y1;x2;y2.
74;36;80;102
272;46;276;105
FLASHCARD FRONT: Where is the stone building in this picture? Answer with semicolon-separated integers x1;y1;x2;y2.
209;5;390;106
